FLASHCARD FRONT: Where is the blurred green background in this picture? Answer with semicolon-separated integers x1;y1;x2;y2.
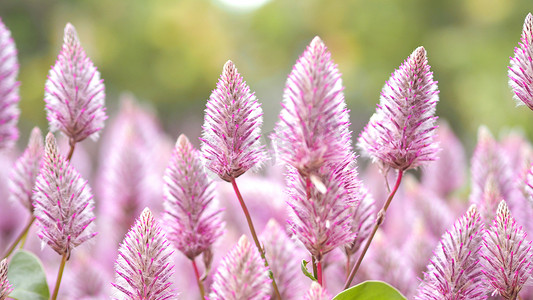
2;0;533;152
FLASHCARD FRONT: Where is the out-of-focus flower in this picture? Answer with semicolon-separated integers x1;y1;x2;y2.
33;133;96;257
201;60;264;182
44;23;106;143
0;17;20;150
164;134;223;260
8;127;43;212
113;208;177;300
509;13;533;110
272;36;351;175
304;282;330;300
358;46;439;171
0;259;12;300
482;200;533;299
344;185;375;256
416;205;486;300
209;235;271;300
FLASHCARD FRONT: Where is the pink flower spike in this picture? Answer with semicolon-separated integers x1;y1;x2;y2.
0;17;20;150
113;208;177;300
45;23;106;143
33;132;96;257
163;134;223;260
9;127;43;213
344;185;375;256
415;205;486;300
272;36;352;175
509;13;533;110
209;235;271;300
0;259;12;300
201;60;265;182
358;46;439;171
304;282;331;300
482;200;533;299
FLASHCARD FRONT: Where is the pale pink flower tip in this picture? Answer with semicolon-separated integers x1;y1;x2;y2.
416;205;486;300
0;259;12;300
509;13;533;110
0;17;20;150
45;23;106;143
358;46;439;171
201;60;264;181
273;36;352;175
113;208;177;300
163;134;223;260
9;127;43;212
33;132;96;257
209;235;271;300
304;282;330;300
482;200;533;299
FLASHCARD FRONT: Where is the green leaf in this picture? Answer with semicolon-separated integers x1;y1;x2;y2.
300;260;317;281
7;250;50;300
333;281;406;300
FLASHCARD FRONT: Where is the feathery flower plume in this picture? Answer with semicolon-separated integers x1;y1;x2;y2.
415;205;486;300
0;18;20;150
344;186;375;257
8;127;43;212
113;208;177;300
482;200;533;299
304;282;330;300
44;23;106;144
0;259;12;300
164;134;223;259
509;13;533;110
201;60;264;181
272;36;351;175
209;235;271;300
33;132;96;257
358;46;439;171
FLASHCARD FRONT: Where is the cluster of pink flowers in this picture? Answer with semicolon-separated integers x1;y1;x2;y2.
0;11;533;300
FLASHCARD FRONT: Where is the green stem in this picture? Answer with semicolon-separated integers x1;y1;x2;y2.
51;253;68;300
3;216;35;259
230;177;282;300
66;140;76;161
191;258;206;300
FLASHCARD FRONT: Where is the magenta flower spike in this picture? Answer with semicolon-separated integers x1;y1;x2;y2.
200;60;264;181
113;208;177;300
272;36;351;175
44;23;106;144
9;127;43;213
33;132;96;257
344;185;375;256
0;259;12;300
358;46;439;171
209;235;271;300
509;13;533;110
415;205;486;300
0;17;20;150
304;282;330;300
163;134;223;259
482;200;533;299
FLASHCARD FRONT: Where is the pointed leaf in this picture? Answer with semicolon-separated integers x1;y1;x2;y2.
7;250;49;300
333;281;406;300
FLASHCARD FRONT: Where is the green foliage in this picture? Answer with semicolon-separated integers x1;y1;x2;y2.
7;250;50;300
300;259;317;281
333;281;406;300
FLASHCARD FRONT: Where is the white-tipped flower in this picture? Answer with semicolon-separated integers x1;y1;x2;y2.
0;259;12;300
304;282;330;300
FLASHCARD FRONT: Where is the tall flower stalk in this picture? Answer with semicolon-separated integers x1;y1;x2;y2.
201;60;281;298
509;13;533;110
347;46;440;288
33;133;97;300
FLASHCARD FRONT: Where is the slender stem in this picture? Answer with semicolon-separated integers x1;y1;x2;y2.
311;256;318;279
230;177;282;300
191;259;206;300
317;260;323;286
345;254;351;278
66;140;76;161
51;253;68;300
3;216;35;259
343;170;404;289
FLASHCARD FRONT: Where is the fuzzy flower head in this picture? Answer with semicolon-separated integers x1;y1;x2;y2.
272;36;351;175
201;60;264;181
482;200;533;299
209;235;271;300
304;282;330;300
9;127;43;213
344;185;375;256
0;259;12;300
509;13;533;110
163;134;223;260
113;208;177;300
45;23;106;143
33;132;96;257
415;205;486;300
0;17;20;150
358;46;439;171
